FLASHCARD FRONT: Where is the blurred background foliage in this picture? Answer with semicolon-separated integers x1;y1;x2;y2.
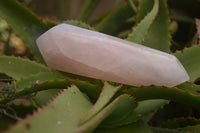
0;0;200;58
0;0;124;57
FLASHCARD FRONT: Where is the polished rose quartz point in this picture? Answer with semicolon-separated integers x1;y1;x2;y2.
36;24;189;87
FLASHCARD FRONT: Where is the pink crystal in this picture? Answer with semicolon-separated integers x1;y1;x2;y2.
36;24;189;87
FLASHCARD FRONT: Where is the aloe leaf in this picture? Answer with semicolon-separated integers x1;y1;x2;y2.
126;0;159;44
122;86;200;110
135;99;169;122
125;0;137;13
0;0;49;63
31;89;60;107
0;56;102;105
176;82;200;95
77;0;101;22
152;126;200;133
179;125;200;132
96;95;137;128
153;125;200;133
0;56;102;88
0;78;101;104
132;0;170;52
101;99;168;127
14;71;67;91
136;0;154;23
174;45;200;81
97;4;134;35
151;127;179;133
79;94;136;133
141;0;170;53
7;86;93;133
65;20;95;30
0;56;49;80
7;86;136;133
154;126;200;133
80;83;121;124
161;117;200;129
14;71;100;106
94;120;153;133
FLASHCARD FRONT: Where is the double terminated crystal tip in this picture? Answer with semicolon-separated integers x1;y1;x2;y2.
36;24;189;87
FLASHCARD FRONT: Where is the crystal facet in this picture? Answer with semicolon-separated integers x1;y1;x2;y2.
36;24;189;87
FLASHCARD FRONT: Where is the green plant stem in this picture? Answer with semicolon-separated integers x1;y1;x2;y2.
126;0;137;13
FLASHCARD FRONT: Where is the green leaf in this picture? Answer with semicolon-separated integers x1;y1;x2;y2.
0;55;103;87
125;0;137;13
97;4;134;35
0;0;49;63
122;85;200;110
131;0;170;52
141;0;170;53
153;125;200;133
101;99;168;127
80;83;121;124
0;78;102;105
13;70;102;101
0;56;102;105
176;82;200;95
7;86;93;133
0;56;49;80
151;127;179;133
152;125;200;133
174;45;200;81
77;0;101;22
31;89;61;107
179;125;200;133
14;71;67;91
94;120;153;133
64;20;95;31
126;0;159;44
161;117;200;129
80;94;136;133
0;56;101;92
7;86;136;133
136;0;154;23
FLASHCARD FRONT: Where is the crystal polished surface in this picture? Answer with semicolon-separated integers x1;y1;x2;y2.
36;24;189;87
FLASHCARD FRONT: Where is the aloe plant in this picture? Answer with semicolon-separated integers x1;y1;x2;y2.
0;0;200;132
